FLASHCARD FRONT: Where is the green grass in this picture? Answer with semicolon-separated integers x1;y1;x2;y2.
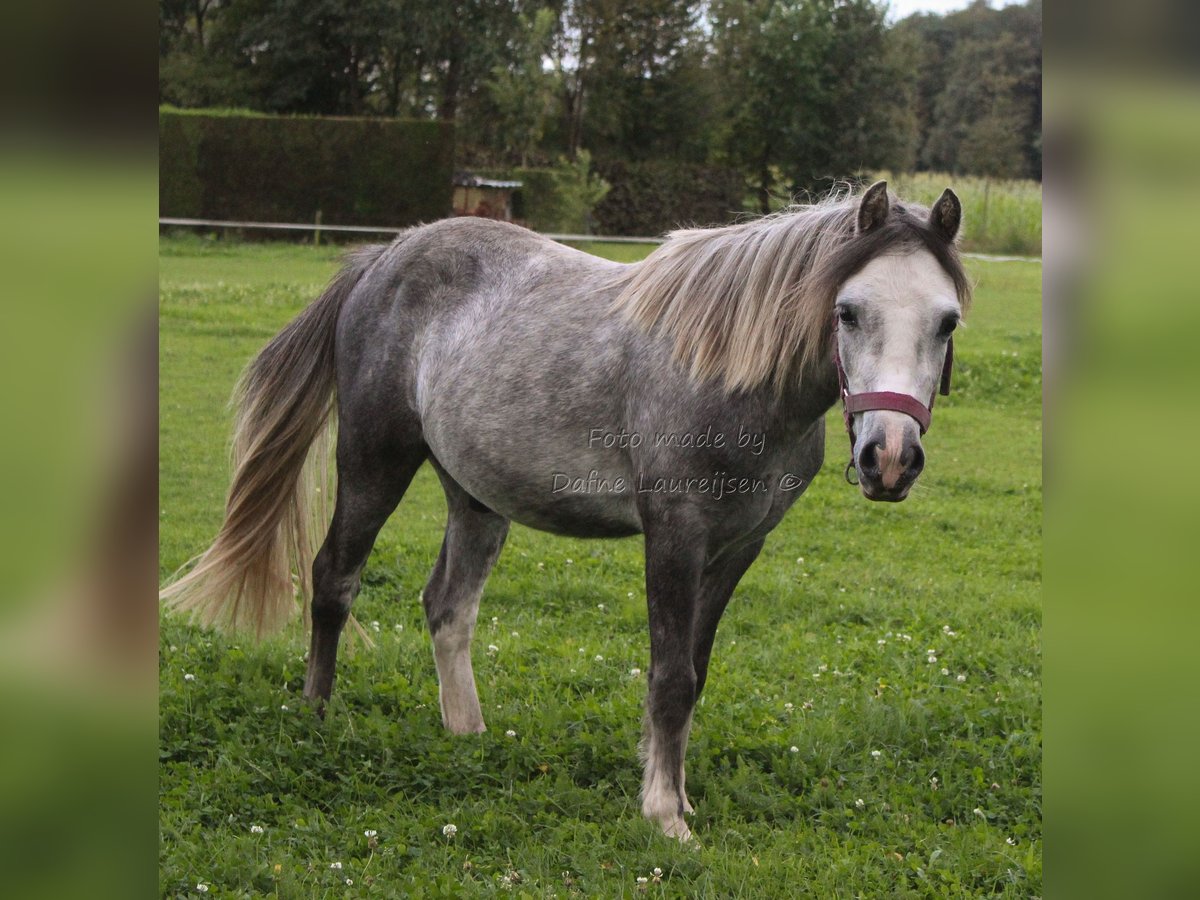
159;236;1041;898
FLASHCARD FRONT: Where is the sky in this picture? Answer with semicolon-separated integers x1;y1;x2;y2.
885;0;1025;22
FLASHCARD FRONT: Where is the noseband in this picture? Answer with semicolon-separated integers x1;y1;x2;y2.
833;318;953;483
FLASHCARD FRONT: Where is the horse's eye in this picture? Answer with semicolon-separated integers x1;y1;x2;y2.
838;307;858;328
938;314;959;337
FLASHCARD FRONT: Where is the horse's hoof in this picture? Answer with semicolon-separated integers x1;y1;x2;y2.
659;816;693;842
301;692;328;719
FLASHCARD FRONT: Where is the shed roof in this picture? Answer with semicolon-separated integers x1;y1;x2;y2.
453;171;523;189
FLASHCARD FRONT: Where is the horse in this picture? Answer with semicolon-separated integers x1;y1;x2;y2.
161;181;970;841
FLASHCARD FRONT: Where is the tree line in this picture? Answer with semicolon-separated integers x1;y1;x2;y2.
160;1;1041;209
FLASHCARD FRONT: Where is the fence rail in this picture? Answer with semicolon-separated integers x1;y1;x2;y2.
159;217;665;245
158;217;1040;261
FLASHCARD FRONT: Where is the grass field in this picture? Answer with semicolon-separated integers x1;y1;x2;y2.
159;234;1041;898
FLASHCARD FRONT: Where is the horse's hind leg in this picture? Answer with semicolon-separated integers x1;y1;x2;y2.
302;444;425;704
422;464;509;734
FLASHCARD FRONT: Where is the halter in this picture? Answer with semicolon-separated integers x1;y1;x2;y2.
833;318;953;484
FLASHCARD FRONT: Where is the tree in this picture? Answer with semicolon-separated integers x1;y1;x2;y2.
546;0;706;159
713;0;913;211
895;0;1041;179
482;8;560;164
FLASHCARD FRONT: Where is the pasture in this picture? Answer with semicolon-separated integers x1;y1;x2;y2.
159;234;1041;898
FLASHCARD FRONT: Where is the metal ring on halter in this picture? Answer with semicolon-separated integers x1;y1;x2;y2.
844;459;859;485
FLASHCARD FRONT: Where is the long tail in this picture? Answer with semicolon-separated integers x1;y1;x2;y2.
161;244;388;638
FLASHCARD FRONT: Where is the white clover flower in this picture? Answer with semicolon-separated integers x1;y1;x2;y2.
442;823;457;837
169;645;178;652
511;631;519;637
345;878;353;885
652;867;663;877
877;639;887;645
594;654;604;662
855;798;865;809
927;655;938;664
870;750;882;759
250;824;264;834
505;729;517;737
629;668;641;677
817;664;828;672
183;673;196;682
784;702;794;710
394;624;403;631
941;667;950;676
330;861;343;869
627;591;633;598
487;644;500;654
364;829;377;838
1006;837;1017;846
565;558;573;564
597;603;605;610
281;704;289;711
196;884;209;893
957;674;967;683
492;616;499;624
789;745;800;753
802;700;814;710
371;620;381;632
973;807;985;818
537;562;545;569
637;876;648;884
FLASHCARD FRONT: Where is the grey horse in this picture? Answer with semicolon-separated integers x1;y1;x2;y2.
162;181;970;840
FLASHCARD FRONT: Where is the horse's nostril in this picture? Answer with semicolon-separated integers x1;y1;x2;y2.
903;444;925;476
860;440;882;475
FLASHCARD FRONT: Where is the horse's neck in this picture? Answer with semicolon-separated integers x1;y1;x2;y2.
778;351;840;422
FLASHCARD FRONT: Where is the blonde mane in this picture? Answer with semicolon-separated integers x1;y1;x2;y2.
613;188;971;393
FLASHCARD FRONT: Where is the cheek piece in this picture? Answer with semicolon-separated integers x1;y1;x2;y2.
833;316;953;484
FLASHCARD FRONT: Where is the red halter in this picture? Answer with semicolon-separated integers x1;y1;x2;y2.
833;319;954;462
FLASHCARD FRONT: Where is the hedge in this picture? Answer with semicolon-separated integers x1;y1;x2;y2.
159;109;454;226
592;160;746;236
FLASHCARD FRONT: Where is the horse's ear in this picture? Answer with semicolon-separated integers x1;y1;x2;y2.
930;188;962;243
857;180;890;234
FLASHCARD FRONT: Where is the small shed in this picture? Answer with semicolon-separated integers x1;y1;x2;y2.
452;172;523;222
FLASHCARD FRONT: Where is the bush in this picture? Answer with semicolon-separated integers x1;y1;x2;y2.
511;152;610;233
159;108;455;227
592;161;746;237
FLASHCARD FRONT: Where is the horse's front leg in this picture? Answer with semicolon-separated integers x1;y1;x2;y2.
641;522;707;841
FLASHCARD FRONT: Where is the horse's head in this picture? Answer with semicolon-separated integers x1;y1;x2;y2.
835;182;964;502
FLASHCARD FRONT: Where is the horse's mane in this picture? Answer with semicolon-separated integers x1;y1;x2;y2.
613;186;972;394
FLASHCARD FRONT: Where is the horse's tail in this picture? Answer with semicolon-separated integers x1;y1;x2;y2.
161;244;388;638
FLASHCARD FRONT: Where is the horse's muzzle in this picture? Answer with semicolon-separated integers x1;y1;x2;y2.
855;429;925;502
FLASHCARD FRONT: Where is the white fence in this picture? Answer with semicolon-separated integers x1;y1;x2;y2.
158;217;1039;262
